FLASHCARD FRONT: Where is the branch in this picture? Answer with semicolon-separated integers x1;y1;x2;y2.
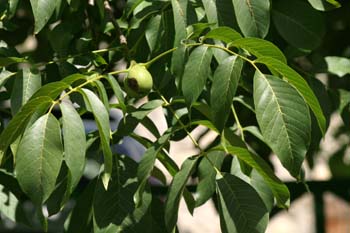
103;0;127;45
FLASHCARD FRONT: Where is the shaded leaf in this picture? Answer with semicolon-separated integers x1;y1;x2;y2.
30;0;59;33
232;0;270;38
0;57;27;68
253;73;311;178
104;74;126;113
135;130;172;206
196;151;225;207
171;0;187;78
272;0;325;50
221;130;290;207
15;113;63;205
146;15;163;53
116;100;163;137
66;179;96;233
0;68;15;88
165;156;199;232
80;88;112;189
0;96;52;162
60;102;86;193
11;68;42;115
93;155;139;230
216;173;268;233
211;56;243;131
182;45;212;106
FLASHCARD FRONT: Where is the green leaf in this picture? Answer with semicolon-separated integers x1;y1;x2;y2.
232;0;270;38
230;157;274;211
250;170;274;212
325;56;350;77
94;80;110;111
204;27;242;44
216;173;269;233
11;68;42;115
66;179;96;233
146;15;162;53
46;163;70;216
272;0;325;50
307;0;340;11
15;113;63;205
104;74;126;113
60;102;86;193
31;74;86;100
187;22;215;40
229;38;287;64
80;88;112;189
165;156;199;232
182;45;212;106
31;82;69;99
93;155;139;230
135;130;172;206
30;0;59;33
326;0;341;7
0;96;52;162
255;56;326;135
202;0;218;26
7;0;20;18
221;130;290;207
116;100;163;138
0;68;15;88
196;151;225;207
211;56;243;131
0;57;27;68
0;184;21;222
253;73;311;178
171;0;187;78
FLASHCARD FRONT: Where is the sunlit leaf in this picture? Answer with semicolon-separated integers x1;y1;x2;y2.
232;0;270;38
230;38;286;63
204;27;242;43
307;0;340;11
253;73;311;178
15;113;63;205
325;56;350;77
256;56;326;135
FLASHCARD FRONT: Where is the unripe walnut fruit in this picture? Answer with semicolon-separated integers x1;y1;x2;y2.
124;62;153;98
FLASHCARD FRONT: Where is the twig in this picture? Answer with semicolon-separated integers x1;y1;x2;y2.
103;0;127;45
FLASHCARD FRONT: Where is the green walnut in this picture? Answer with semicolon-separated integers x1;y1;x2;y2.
124;61;153;98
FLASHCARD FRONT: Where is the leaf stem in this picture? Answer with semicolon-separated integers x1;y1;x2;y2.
184;42;264;75
157;91;203;153
231;105;245;141
142;47;178;68
48;69;129;112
